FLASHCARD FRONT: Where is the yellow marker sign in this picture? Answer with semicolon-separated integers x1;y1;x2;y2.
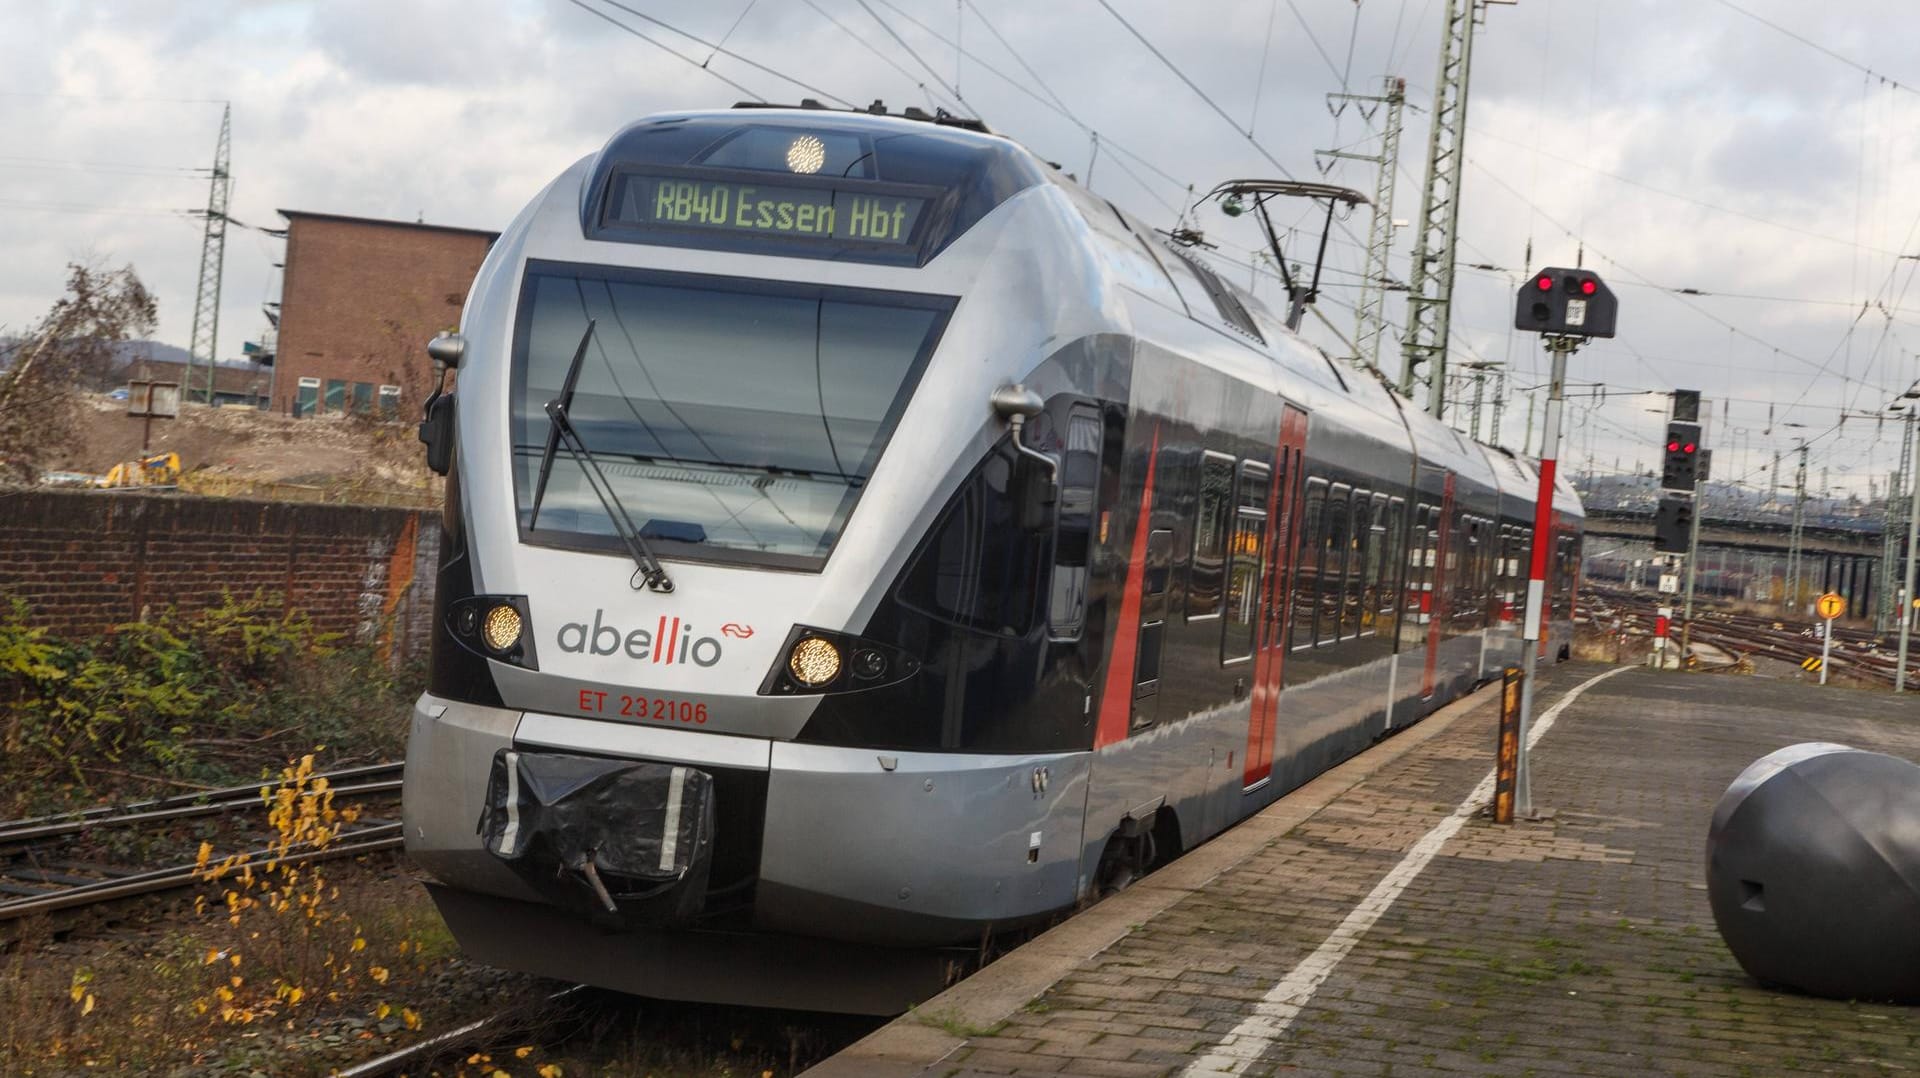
1817;592;1846;620
1802;655;1823;672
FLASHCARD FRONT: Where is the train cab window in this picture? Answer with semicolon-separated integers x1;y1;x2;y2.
1134;529;1174;709
1189;452;1236;620
1222;462;1270;664
898;446;1046;635
1292;478;1328;649
1048;410;1103;639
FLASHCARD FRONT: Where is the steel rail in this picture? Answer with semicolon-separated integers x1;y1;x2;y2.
333;985;589;1078
0;823;402;922
0;762;403;846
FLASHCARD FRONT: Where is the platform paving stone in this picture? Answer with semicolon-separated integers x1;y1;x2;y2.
933;665;1920;1077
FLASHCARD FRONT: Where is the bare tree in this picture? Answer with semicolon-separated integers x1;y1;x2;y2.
0;263;157;480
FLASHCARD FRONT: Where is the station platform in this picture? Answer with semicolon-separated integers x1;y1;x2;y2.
807;663;1920;1077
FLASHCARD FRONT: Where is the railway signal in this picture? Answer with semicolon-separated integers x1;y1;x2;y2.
1513;267;1618;339
1507;267;1619;820
1654;495;1693;553
1661;421;1702;492
1815;592;1845;685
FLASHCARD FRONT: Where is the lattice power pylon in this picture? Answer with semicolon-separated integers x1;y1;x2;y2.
1320;77;1406;373
188;103;232;404
1401;0;1508;417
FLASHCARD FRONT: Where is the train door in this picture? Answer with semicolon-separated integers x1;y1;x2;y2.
1421;475;1455;699
1130;529;1174;732
1243;405;1307;788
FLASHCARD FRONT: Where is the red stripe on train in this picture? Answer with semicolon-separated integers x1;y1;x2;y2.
1094;425;1160;749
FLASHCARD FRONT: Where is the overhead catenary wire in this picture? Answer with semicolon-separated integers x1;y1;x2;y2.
855;0;977;118
562;0;762;100
1707;0;1920;95
849;0;1193;197
591;0;857;107
801;0;962;114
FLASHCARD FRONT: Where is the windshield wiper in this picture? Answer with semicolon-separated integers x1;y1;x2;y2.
524;320;674;593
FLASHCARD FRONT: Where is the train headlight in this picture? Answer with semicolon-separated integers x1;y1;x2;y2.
758;626;919;696
481;604;523;653
788;637;842;686
444;595;538;670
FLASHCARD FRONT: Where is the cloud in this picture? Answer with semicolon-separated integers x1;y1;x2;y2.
3;0;1919;491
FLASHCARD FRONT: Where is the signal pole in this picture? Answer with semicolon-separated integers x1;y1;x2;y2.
1880;417;1911;632
189;102;232;405
1786;443;1808;613
1900;403;1920;691
1509;266;1617;819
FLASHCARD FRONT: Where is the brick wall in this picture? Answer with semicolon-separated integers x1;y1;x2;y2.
0;490;440;661
276;210;496;416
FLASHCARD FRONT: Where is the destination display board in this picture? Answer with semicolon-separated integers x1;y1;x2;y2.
607;172;929;247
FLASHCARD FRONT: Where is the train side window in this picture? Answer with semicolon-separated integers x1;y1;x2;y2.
1133;529;1174;708
1360;493;1387;632
1320;485;1351;645
1188;451;1236;620
1048;410;1103;639
1404;504;1429;615
1222;461;1270;664
1343;491;1371;639
1291;478;1328;649
1377;496;1401;618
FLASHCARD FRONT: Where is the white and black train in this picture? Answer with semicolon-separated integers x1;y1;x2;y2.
402;104;1583;1015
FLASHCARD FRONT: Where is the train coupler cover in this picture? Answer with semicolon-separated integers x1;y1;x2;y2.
481;749;714;927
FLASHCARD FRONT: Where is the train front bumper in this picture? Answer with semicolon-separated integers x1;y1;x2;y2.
403;692;1090;948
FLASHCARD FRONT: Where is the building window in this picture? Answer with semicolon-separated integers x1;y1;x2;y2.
295;377;320;418
379;384;402;415
324;379;347;413
351;382;374;414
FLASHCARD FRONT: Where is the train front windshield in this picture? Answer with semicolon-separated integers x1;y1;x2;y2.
509;261;953;569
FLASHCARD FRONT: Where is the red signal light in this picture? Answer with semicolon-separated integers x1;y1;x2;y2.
1667;441;1680;452
1684;442;1697;453
1536;275;1553;291
1580;279;1597;295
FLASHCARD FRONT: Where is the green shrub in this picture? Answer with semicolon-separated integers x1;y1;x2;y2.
0;594;415;810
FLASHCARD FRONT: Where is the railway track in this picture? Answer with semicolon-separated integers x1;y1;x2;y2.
0;762;405;924
334;986;589;1078
1584;587;1912;686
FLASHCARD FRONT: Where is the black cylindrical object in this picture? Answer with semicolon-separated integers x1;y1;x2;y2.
1707;742;1920;1002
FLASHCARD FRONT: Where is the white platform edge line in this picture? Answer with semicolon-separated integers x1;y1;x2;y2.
1181;665;1631;1077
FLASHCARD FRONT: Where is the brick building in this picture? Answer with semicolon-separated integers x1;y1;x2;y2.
274;210;496;417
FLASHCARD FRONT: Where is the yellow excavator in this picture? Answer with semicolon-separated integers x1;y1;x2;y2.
98;451;181;488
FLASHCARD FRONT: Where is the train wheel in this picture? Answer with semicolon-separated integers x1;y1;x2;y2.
1092;811;1180;897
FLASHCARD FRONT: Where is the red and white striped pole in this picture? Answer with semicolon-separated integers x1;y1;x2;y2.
1514;335;1577;818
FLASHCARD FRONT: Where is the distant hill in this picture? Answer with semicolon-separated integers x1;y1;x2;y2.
0;338;254;377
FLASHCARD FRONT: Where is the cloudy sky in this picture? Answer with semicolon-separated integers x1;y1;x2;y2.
4;0;1918;498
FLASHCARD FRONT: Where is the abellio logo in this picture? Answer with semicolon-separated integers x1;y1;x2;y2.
557;611;723;668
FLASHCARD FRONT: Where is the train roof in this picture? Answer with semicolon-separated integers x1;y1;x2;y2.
565;105;1582;518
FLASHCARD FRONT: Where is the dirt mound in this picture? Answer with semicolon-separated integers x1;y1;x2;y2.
54;395;439;501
